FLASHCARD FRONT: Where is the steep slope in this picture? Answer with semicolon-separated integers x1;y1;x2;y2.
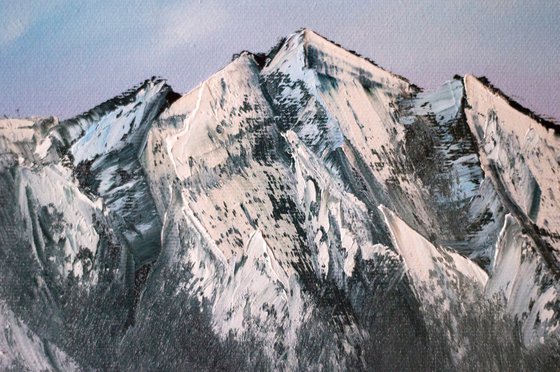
464;75;560;267
0;78;181;369
0;28;559;371
0;301;79;371
463;75;560;346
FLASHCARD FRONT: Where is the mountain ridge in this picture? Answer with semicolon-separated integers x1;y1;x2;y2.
24;29;557;132
0;28;559;370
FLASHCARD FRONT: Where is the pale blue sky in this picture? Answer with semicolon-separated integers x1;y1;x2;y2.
1;0;558;120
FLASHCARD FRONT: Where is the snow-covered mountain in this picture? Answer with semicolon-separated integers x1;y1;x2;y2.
1;29;559;371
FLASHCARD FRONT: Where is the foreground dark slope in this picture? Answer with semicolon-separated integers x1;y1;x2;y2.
0;29;559;370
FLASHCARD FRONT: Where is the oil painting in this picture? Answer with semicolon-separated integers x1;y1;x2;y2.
1;1;559;370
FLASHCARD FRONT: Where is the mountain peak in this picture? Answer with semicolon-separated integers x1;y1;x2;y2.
263;28;416;94
2;26;559;371
65;77;178;125
464;74;559;135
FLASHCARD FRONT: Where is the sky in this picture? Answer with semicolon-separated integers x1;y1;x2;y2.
1;0;559;120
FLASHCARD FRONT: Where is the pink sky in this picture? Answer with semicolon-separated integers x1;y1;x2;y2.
1;1;558;121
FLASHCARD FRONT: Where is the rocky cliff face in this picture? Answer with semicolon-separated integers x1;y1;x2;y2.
0;29;559;370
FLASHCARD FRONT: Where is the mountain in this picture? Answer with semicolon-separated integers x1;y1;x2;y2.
0;28;559;371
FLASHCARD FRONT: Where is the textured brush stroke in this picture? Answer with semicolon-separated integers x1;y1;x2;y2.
0;29;559;371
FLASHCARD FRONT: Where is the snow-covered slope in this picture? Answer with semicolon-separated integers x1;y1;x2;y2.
0;28;559;371
464;75;560;266
0;301;79;371
486;215;560;346
463;75;560;348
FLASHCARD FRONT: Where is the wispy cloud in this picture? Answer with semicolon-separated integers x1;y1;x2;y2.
154;1;229;53
0;3;35;47
1;18;28;47
0;1;66;48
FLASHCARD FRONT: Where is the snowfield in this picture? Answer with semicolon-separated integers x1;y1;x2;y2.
0;29;559;371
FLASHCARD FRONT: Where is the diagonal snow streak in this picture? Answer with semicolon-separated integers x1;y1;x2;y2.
165;81;206;179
